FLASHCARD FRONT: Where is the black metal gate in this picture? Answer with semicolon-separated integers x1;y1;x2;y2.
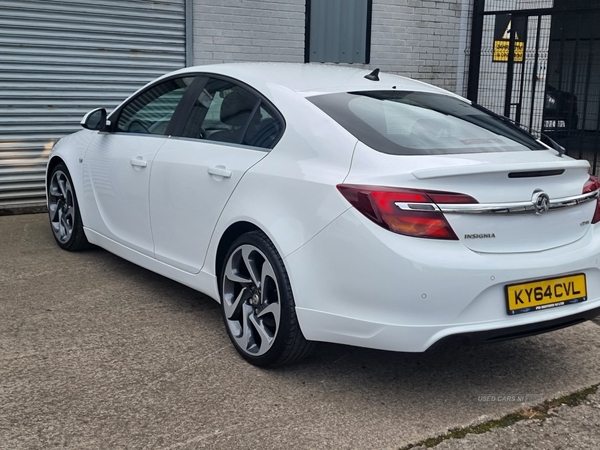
467;0;600;173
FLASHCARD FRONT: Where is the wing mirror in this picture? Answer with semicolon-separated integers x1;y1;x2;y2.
81;108;108;131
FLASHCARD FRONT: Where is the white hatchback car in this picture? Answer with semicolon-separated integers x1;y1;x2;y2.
47;63;600;366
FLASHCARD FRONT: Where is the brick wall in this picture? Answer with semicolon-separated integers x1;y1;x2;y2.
192;0;306;64
370;0;472;93
191;0;472;94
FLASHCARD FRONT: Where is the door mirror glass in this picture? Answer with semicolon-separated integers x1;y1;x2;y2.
81;108;107;131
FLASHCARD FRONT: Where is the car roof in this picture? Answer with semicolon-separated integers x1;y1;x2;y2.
164;62;454;97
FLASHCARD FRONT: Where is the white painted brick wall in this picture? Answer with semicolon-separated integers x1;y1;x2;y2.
369;0;472;93
192;0;473;94
192;0;306;64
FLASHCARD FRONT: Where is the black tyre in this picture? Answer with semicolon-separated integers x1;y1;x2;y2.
220;231;314;367
47;162;91;251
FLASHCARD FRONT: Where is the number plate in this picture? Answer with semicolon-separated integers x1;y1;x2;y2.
506;274;587;315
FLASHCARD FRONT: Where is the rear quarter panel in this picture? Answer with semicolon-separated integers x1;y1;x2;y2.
203;86;357;276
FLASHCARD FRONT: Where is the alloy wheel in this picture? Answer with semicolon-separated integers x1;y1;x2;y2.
222;244;281;357
48;170;75;244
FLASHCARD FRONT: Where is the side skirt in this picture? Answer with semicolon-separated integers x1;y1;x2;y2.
84;228;220;302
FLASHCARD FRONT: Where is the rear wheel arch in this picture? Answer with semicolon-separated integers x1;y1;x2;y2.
218;227;315;366
216;221;262;282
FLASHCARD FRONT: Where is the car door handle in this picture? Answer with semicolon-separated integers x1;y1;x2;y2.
207;166;232;178
130;158;148;168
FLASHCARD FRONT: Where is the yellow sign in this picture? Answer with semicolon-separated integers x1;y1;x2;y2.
493;40;525;62
493;16;527;63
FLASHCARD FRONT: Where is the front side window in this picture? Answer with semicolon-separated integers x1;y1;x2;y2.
116;77;194;135
308;91;546;155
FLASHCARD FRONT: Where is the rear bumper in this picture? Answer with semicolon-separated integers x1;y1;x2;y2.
441;304;600;345
286;208;600;352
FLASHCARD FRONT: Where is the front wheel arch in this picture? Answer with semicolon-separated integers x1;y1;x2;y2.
47;161;91;251
46;156;66;185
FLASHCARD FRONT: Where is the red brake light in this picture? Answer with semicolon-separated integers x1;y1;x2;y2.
583;175;600;224
337;184;478;240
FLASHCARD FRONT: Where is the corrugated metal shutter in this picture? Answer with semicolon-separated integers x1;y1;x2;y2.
0;0;186;209
308;0;369;64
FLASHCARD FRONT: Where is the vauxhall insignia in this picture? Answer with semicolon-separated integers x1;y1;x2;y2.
464;233;496;239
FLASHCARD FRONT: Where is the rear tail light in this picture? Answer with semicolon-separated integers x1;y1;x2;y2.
337;184;477;240
583;175;600;224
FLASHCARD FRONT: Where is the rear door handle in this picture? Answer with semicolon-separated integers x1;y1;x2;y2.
130;158;147;168
207;166;232;178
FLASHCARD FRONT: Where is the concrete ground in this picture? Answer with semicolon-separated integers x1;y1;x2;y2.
411;391;600;450
1;213;600;449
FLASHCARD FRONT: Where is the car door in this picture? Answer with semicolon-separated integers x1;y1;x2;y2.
83;76;196;256
149;76;284;273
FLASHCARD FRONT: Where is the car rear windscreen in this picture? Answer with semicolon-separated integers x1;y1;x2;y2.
308;91;546;155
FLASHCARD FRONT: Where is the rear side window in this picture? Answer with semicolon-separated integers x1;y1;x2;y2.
308;91;546;155
241;103;282;149
181;78;283;149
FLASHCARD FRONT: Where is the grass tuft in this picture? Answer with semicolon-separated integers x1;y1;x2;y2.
401;384;598;449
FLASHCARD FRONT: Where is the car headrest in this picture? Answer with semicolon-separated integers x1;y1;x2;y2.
220;88;258;127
